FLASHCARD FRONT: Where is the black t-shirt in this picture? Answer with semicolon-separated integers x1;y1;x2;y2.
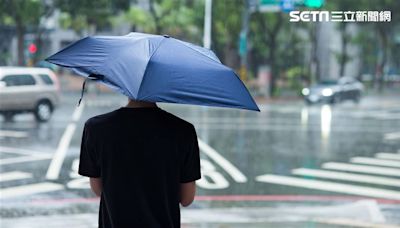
78;107;201;228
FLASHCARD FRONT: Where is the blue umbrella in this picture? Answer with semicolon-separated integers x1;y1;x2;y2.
46;32;259;111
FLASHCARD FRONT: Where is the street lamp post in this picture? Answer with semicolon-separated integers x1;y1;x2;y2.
203;0;212;49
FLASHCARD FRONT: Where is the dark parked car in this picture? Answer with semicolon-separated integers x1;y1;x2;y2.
302;77;364;104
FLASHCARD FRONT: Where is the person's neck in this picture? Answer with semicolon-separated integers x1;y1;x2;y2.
125;100;157;108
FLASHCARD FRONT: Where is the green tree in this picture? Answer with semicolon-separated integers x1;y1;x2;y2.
0;0;44;65
55;0;130;35
354;0;400;91
250;11;285;96
210;0;243;68
121;0;202;42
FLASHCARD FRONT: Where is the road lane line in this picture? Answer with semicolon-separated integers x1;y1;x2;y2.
0;146;51;156
255;174;400;200
0;155;52;165
384;132;400;140
72;102;85;122
322;162;400;177
376;153;400;161
0;182;64;199
292;168;400;187
0;171;33;182
46;103;84;180
350;157;400;168
198;138;247;183
46;123;76;180
0;130;28;138
313;218;396;228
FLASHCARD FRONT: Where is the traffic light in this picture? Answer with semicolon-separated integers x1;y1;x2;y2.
304;0;324;8
28;43;37;54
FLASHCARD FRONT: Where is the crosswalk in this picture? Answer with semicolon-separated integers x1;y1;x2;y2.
0;147;64;200
256;150;400;200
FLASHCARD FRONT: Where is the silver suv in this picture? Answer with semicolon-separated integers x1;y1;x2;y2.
0;67;60;122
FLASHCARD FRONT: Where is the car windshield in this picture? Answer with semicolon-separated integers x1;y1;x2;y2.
319;80;338;85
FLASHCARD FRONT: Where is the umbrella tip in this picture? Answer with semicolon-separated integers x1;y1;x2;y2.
163;34;170;38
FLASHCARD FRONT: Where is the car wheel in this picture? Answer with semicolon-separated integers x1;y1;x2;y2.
34;100;53;122
330;95;340;104
353;92;361;104
3;112;14;122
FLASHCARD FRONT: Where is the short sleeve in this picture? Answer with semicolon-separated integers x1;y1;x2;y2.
180;125;201;183
78;121;101;178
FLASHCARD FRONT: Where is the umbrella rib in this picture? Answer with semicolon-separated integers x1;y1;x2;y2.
174;39;221;64
136;37;168;99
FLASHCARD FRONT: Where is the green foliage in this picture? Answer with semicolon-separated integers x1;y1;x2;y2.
0;0;44;27
119;0;202;43
55;0;130;34
286;66;305;93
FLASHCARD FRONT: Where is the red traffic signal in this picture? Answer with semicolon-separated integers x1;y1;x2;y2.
28;43;37;54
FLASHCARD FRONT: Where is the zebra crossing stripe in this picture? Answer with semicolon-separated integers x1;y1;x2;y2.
0;155;53;165
322;162;400;177
292;168;400;187
0;171;33;182
0;182;64;199
384;132;400;140
350;157;400;168
0;130;28;138
255;174;400;200
376;153;400;161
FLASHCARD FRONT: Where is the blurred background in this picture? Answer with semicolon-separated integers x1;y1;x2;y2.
0;0;400;227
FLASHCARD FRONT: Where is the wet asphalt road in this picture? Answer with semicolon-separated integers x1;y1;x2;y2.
1;91;400;227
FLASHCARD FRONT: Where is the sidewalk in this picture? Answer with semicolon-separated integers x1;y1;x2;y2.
1;200;399;228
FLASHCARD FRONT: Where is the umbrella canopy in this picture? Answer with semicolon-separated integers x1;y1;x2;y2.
46;32;259;111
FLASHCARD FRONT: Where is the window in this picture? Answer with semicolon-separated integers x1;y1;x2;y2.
1;74;36;86
39;74;54;85
2;75;19;86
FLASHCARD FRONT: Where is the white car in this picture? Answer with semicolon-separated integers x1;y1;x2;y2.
0;67;60;122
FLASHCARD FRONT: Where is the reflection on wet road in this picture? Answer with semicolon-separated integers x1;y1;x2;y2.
1;92;400;226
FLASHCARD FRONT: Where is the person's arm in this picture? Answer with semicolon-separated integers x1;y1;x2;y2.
78;121;102;197
90;177;102;197
180;181;196;207
179;125;201;207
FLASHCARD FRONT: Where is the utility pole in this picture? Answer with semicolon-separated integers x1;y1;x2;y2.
203;0;212;49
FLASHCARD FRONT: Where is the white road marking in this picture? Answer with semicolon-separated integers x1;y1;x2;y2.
292;168;400;187
0;146;51;156
46;103;84;180
314;218;396;228
350;157;400;168
322;162;400;177
198;138;247;183
46;123;76;180
72;103;85;122
255;174;400;200
0;155;52;165
196;159;229;189
363;200;386;223
66;177;90;189
0;182;64;199
376;153;400;161
384;132;400;140
0;130;28;138
0;171;33;182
